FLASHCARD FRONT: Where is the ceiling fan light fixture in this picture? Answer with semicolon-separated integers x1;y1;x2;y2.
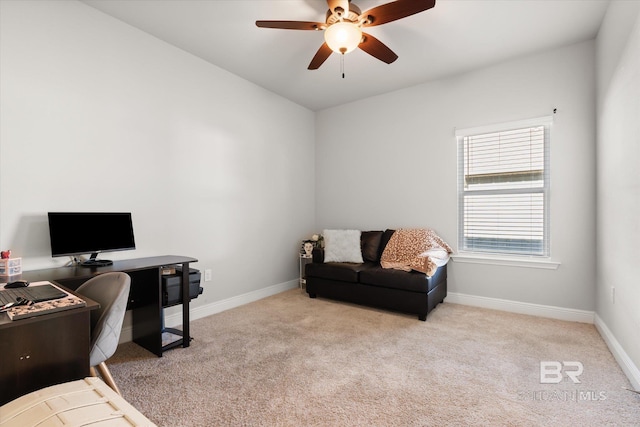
324;22;362;54
257;0;437;70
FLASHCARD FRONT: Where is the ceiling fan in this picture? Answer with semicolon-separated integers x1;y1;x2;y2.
256;0;436;70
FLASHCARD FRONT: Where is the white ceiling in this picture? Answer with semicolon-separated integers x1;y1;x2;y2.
81;0;610;111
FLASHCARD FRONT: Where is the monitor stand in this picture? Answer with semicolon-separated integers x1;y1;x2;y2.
80;253;113;267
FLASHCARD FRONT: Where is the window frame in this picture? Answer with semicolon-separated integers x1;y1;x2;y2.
456;116;553;259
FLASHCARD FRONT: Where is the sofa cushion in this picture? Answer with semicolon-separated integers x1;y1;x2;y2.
312;247;324;263
378;229;396;260
361;231;383;263
359;266;436;293
306;262;375;283
323;229;364;263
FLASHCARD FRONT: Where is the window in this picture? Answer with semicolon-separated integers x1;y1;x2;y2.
456;116;551;257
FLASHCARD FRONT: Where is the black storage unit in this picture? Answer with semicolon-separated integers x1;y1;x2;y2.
162;268;203;307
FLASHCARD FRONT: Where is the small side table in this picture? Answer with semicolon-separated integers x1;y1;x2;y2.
299;254;313;290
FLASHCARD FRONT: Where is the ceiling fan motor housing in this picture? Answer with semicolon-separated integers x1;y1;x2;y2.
326;4;362;25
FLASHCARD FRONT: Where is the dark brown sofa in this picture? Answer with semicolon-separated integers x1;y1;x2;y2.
305;230;447;321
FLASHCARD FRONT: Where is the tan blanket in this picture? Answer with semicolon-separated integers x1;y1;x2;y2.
380;228;453;277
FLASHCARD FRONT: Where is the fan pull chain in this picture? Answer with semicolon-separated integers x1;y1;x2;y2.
341;54;345;78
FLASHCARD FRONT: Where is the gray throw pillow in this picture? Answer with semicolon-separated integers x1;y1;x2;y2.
323;229;364;263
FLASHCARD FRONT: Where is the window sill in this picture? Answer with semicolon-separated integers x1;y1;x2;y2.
451;253;560;270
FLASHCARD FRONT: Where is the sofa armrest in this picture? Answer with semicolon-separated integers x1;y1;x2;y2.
312;247;324;263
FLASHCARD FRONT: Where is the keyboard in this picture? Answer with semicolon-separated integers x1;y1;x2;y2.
0;284;68;305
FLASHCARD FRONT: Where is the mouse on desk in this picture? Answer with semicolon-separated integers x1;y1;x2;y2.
5;280;30;288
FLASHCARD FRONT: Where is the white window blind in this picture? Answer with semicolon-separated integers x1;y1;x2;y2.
456;117;551;256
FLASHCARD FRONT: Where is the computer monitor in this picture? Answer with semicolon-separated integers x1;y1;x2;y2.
48;212;136;267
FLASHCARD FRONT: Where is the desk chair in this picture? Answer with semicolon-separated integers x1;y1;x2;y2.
76;272;131;395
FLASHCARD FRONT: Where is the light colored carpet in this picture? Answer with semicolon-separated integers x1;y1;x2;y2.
108;289;640;426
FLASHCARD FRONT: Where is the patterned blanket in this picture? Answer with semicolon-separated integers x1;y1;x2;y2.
380;228;453;277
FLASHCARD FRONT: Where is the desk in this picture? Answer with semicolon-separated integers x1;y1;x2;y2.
1;256;195;405
22;256;197;357
0;287;99;405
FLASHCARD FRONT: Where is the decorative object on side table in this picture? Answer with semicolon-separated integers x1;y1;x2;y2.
302;241;314;257
310;233;324;249
300;233;323;254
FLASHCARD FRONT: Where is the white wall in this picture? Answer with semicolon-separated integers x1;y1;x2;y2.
595;1;640;388
0;1;315;309
316;41;597;311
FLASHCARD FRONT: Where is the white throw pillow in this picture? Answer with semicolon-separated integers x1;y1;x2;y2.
323;229;364;263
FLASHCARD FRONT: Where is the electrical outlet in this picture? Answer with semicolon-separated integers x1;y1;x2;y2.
611;287;615;304
204;269;212;282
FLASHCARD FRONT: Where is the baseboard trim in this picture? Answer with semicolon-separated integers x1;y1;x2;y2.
120;280;299;343
594;314;640;391
445;292;595;323
171;280;299;326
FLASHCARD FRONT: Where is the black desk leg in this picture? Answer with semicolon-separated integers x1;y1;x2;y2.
131;268;164;357
181;262;190;348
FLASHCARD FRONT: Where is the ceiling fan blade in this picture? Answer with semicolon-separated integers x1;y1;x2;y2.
256;21;325;31
308;43;333;70
327;0;350;16
360;0;436;27
359;33;398;64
